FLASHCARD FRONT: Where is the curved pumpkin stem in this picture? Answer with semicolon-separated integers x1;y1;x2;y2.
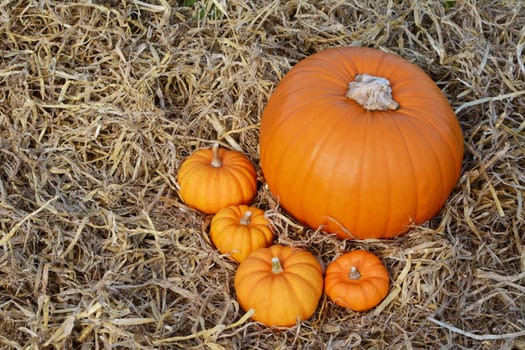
271;257;284;274
349;266;361;280
346;73;399;111
240;210;252;225
210;143;222;168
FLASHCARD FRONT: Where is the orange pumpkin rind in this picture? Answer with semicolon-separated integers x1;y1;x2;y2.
324;249;390;312
234;245;324;327
259;47;464;239
177;143;257;214
210;205;274;263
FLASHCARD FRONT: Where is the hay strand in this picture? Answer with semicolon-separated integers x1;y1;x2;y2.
428;317;525;341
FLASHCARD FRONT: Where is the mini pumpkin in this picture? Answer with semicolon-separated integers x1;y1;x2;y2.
324;250;389;312
210;205;274;262
234;244;323;327
259;47;464;239
177;143;257;214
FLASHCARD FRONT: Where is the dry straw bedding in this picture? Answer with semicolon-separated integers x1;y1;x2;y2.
0;0;524;349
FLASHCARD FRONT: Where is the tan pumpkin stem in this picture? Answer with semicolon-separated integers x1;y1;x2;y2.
210;143;222;167
346;73;399;111
271;257;284;274
240;210;252;225
349;266;361;280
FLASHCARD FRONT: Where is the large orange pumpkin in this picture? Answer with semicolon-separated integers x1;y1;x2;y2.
259;47;464;239
234;244;324;327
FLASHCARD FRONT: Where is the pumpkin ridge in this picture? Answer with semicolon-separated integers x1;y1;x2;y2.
368;115;408;236
274;82;344;97
247;255;281;270
260;109;322;205
239;274;275;319
250;227;273;245
261;91;326;140
177;159;202;180
321;114;369;236
394;104;463;171
284;273;309;315
223;165;257;198
215;217;238;229
356;284;373;310
213;170;235;209
254;231;272;248
352;110;370;234
392;111;455;226
235;205;250;218
285;254;322;269
236;265;273;287
226;160;255;171
223;155;255;171
211;221;241;248
329;281;360;308
263;92;341;144
259;114;298;191
240;226;257;260
387;114;420;229
283;258;322;270
283;269;323;296
374;117;394;235
371;48;390;77
276;269;319;321
412;121;449;208
270;274;303;325
367;275;390;286
261;88;346;152
349;116;393;238
360;278;387;306
202;167;223;212
222;169;246;201
211;228;230;250
326;106;368;211
413;106;462;203
250;215;271;226
276;100;364;235
331;47;359;78
374;47;400;78
295;105;350;222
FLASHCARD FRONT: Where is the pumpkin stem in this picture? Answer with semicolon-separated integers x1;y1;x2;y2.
210;143;222;168
349;266;361;280
271;257;284;274
239;210;252;225
346;73;399;111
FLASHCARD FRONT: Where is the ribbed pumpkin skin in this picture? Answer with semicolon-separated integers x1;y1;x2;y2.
324;249;390;311
324;250;389;312
259;47;464;239
177;146;257;214
234;245;324;327
210;205;274;262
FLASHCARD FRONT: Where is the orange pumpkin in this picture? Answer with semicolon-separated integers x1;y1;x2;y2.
177;143;257;214
259;47;464;239
324;250;389;312
210;205;274;262
234;244;323;327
